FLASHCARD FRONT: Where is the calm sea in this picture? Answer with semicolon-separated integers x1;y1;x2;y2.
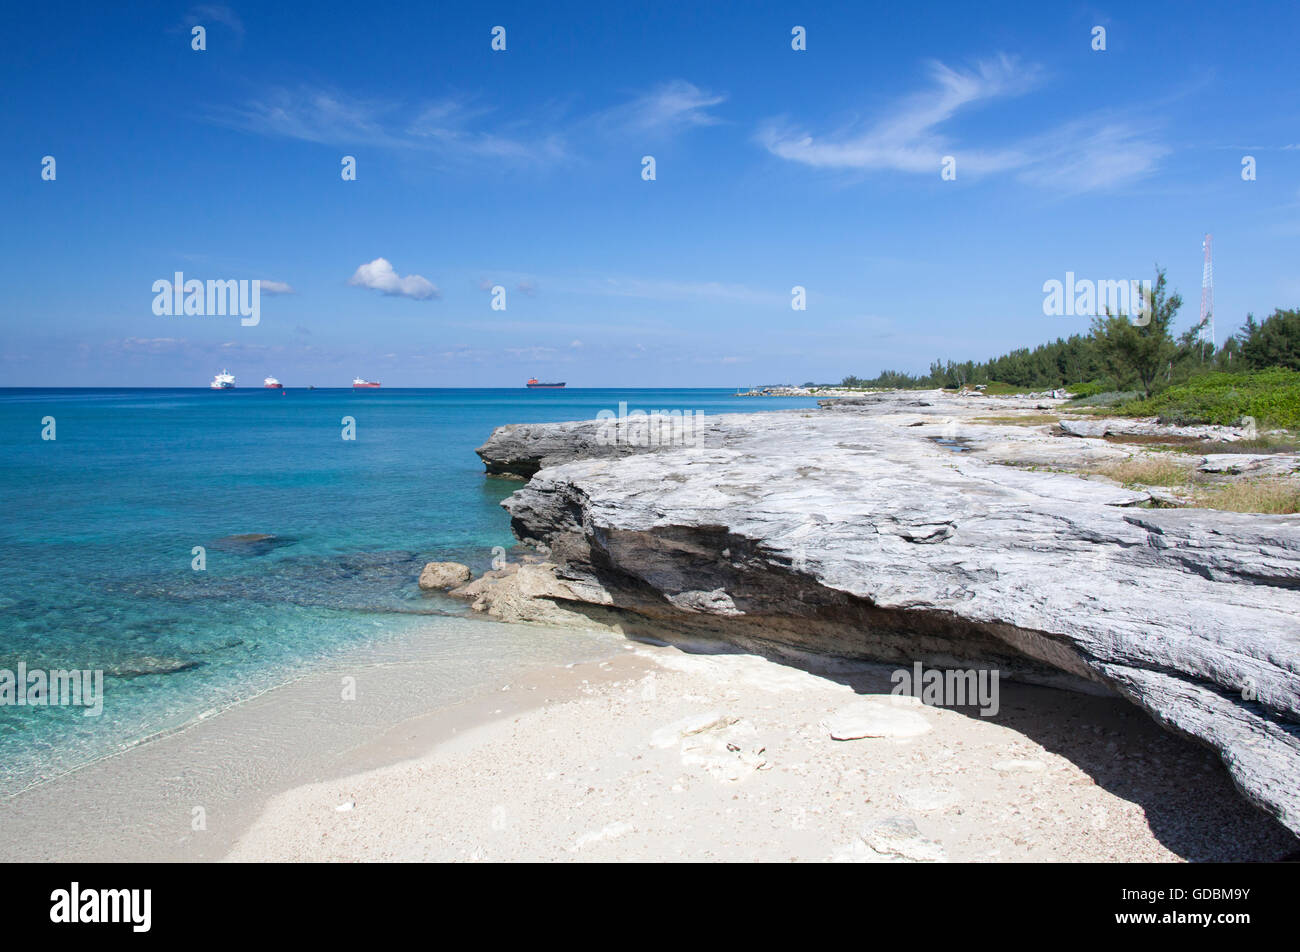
0;388;818;793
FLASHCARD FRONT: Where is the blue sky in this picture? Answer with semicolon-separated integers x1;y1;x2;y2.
3;0;1298;387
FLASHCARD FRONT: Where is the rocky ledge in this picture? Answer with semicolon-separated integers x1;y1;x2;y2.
473;391;1300;838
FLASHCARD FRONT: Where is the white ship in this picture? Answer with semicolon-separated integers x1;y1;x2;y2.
264;376;282;389
210;370;235;389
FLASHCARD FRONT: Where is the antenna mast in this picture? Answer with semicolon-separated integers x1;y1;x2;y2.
1200;233;1214;351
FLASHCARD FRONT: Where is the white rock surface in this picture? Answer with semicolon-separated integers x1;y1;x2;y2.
1059;416;1251;441
1199;453;1300;476
477;392;1300;836
858;815;948;862
824;700;932;740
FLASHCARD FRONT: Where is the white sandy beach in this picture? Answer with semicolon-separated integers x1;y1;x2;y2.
225;637;1294;863
3;618;1292;863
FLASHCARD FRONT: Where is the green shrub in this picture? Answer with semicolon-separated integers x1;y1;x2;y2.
981;381;1036;395
1064;380;1114;399
1069;389;1140;408
1119;369;1300;428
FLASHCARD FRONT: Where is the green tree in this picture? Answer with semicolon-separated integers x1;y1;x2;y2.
1237;308;1300;370
1089;268;1181;398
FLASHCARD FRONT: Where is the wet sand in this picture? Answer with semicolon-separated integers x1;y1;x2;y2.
0;617;621;861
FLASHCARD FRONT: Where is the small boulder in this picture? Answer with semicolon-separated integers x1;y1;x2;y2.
418;561;473;590
823;699;932;740
860;816;947;862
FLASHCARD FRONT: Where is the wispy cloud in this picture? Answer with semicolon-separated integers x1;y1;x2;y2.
759;54;1166;190
759;56;1036;175
181;4;244;37
212;87;570;164
405;98;567;162
260;280;294;295
212;80;724;165
348;258;439;300
504;346;563;361
1016;120;1169;193
595;80;726;136
580;276;778;305
212;88;412;149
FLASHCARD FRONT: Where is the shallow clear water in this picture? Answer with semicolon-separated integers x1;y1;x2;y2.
0;388;818;792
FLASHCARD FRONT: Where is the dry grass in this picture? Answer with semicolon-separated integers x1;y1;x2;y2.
1117;434;1300;456
1193;479;1300;515
1091;456;1196;489
1101;433;1206;448
1072;453;1300;513
1193;436;1300;454
972;414;1061;427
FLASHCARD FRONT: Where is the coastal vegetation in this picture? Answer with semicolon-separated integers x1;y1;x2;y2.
836;273;1300;429
1119;368;1300;429
1080;455;1300;515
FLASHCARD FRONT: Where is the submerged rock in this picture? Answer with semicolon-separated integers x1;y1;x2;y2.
417;561;473;590
101;657;201;678
210;533;294;556
474;391;1300;837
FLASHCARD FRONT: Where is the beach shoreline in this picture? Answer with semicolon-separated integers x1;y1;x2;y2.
226;634;1295;862
5;612;1293;862
0;614;625;862
6;390;1297;862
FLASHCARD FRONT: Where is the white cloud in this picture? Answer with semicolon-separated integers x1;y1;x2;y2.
348;258;440;300
214;88;568;165
406;99;568;162
183;4;244;37
585;276;777;305
759;54;1168;190
215;81;725;165
215;88;406;148
759;56;1036;175
1016;121;1169;192
604;80;726;135
504;346;561;361
260;280;294;295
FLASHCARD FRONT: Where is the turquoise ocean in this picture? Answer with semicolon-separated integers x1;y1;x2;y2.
0;388;819;794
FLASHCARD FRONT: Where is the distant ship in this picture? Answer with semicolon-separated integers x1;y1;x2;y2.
352;377;381;388
526;378;565;389
210;370;235;389
264;376;283;389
